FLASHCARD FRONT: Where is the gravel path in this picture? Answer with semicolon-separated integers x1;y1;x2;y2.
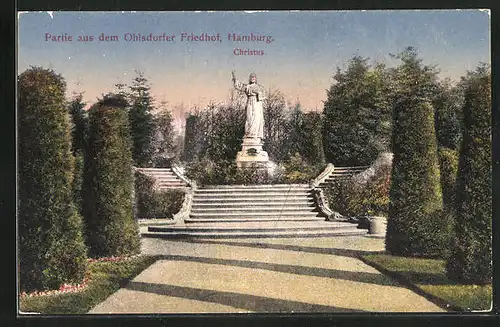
89;235;444;313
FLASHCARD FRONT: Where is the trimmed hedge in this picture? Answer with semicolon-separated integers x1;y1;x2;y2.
446;68;492;284
386;97;449;259
437;147;459;208
83;94;140;258
18;67;88;292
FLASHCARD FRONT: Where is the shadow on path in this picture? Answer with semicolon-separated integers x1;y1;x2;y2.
169;238;383;259
126;281;367;313
156;254;397;287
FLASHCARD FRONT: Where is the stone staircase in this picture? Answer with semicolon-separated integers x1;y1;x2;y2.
142;184;366;238
318;166;369;189
135;167;188;190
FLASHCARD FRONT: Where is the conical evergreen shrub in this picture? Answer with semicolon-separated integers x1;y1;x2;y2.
446;67;492;284
18;67;88;291
83;94;140;257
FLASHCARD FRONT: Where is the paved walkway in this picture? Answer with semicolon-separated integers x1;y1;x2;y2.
89;235;445;313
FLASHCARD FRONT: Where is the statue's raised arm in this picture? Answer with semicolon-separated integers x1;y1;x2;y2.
232;70;246;92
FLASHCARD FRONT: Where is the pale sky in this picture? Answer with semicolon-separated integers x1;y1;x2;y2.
18;10;490;123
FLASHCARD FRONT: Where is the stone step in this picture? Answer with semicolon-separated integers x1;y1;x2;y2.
156;175;181;180
157;180;187;185
191;207;317;214
200;184;310;189
334;167;366;171
149;176;181;181
184;217;326;223
194;192;313;198
137;167;172;171
148;222;356;233
142;228;366;239
191;201;315;209
195;188;311;194
190;211;321;218
192;196;311;203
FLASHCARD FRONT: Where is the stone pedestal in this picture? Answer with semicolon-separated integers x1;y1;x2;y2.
236;137;269;169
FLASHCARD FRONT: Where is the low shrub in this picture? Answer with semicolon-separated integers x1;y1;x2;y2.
141;190;185;218
134;170;185;219
325;162;391;218
185;154;325;186
282;153;325;184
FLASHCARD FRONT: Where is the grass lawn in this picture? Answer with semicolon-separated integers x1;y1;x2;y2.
19;255;160;314
361;254;492;312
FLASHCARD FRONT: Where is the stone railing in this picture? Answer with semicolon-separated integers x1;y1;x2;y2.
171;163;197;224
172;187;195;225
171;163;194;187
352;152;393;185
310;164;346;221
309;163;335;188
312;188;346;221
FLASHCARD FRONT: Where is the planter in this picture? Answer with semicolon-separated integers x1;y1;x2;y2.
368;216;387;235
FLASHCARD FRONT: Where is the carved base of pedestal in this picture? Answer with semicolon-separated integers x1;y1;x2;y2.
236;137;269;169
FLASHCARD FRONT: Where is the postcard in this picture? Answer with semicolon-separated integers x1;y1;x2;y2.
17;10;492;315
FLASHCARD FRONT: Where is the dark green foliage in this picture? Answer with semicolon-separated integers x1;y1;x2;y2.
152;101;177;167
438;147;459;208
325;161;391;217
323;56;391;166
281;153;325;184
185;158;241;186
263;89;290;162
134;171;184;218
447;65;492;284
182;103;245;163
72;150;85;214
68;93;87;155
300;112;325;165
285;104;304;158
206;104;245;161
386;97;447;258
145;191;185;218
386;48;449;259
83;94;140;258
182;113;202;162
18;67;88;292
129;71;155;167
433;80;463;150
185;154;325;186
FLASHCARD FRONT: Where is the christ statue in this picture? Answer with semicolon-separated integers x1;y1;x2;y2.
232;71;266;141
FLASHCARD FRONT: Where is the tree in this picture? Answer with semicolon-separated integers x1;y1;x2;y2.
301;111;326;165
286;103;305;158
206;103;245;161
263;88;289;162
152;101;177;167
68;93;87;155
18;67;88;291
446;64;491;284
385;48;451;258
433;79;463;150
83;94;140;257
437;147;459;208
182;112;204;162
129;71;155;167
323;56;391;166
68;93;87;214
